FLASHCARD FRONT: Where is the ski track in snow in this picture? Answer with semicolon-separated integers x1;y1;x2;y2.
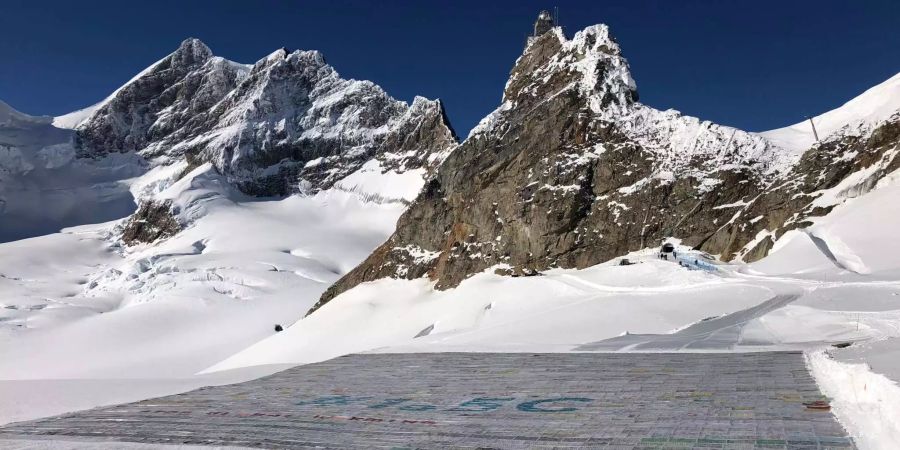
574;292;801;352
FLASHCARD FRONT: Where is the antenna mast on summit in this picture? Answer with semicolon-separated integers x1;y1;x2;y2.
807;116;820;142
554;6;560;29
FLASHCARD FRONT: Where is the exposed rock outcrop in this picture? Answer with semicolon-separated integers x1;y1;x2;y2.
120;200;181;245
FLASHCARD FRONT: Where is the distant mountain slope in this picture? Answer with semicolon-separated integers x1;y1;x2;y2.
0;100;141;242
1;100;49;125
0;100;68;147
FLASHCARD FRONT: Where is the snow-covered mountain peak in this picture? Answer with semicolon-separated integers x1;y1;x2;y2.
0;99;70;151
472;22;636;140
504;24;637;114
409;96;457;138
157;43;455;196
172;37;214;67
48;36;457;248
565;24;637;107
254;47;327;74
73;38;237;157
477;21;783;179
263;48;289;62
53;39;220;131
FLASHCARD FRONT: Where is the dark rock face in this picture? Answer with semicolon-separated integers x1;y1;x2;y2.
75;39;231;157
121;200;181;245
75;42;457;197
312;25;900;313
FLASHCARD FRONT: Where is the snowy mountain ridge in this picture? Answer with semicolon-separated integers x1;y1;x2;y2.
73;38;457;198
760;72;900;151
0;100;54;127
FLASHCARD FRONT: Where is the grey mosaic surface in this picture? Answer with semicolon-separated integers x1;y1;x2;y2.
1;352;854;449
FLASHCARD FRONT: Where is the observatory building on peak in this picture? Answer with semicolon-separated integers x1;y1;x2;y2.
527;9;557;45
534;10;555;37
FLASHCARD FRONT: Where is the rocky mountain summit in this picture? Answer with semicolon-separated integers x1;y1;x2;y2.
314;20;900;312
74;38;457;197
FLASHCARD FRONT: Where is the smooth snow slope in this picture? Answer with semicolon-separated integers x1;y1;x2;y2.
748;166;900;281
52;102;102;129
205;250;772;372
759;72;900;151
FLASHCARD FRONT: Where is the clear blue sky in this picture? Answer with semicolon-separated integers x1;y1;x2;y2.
1;0;897;136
